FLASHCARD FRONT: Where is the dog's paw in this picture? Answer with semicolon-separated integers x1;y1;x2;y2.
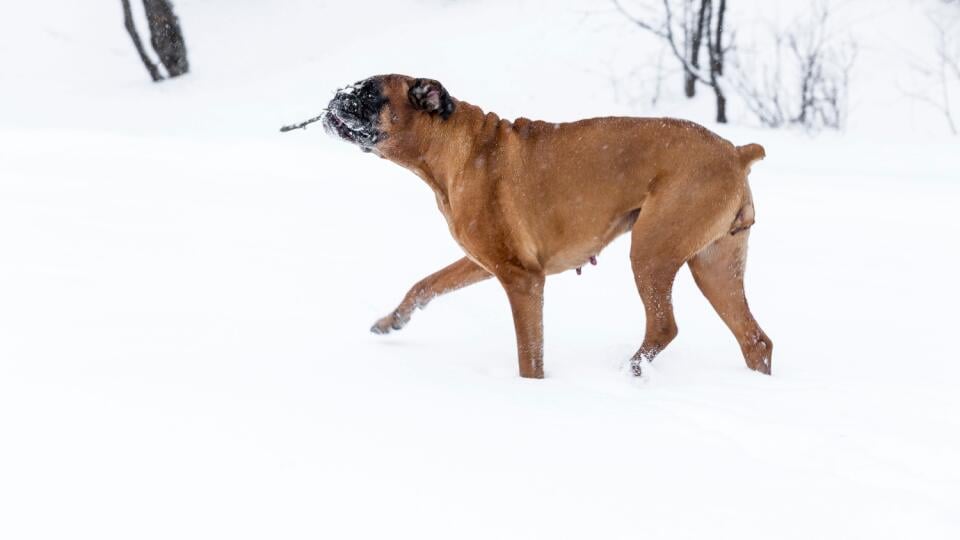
370;320;392;335
744;332;773;375
751;353;772;375
370;312;409;335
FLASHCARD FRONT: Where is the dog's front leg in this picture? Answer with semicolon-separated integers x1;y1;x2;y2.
498;269;545;379
371;257;491;334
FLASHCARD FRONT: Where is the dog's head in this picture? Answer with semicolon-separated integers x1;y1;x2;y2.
323;75;456;156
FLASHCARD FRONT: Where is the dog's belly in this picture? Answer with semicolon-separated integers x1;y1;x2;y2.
540;208;641;275
542;246;600;274
542;237;616;275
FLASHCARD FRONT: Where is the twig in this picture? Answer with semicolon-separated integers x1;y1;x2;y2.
279;111;327;133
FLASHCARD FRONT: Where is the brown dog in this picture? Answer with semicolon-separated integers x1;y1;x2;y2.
318;74;772;378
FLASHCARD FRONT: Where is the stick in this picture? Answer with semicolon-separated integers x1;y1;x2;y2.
279;111;327;133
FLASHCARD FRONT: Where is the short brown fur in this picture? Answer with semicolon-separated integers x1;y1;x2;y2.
355;74;772;378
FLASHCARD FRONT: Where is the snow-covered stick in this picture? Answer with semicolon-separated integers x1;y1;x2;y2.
279;111;327;133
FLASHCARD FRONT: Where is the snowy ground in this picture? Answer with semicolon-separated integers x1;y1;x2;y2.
2;1;959;539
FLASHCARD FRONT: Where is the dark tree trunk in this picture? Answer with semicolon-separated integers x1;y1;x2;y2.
714;0;726;76
704;0;728;123
683;70;697;98
121;0;163;82
684;0;709;98
143;0;189;78
714;87;727;123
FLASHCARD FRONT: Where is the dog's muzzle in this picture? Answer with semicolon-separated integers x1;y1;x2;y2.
323;80;386;151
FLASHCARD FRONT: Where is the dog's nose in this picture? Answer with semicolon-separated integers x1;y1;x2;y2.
328;94;372;134
327;94;354;119
340;95;362;116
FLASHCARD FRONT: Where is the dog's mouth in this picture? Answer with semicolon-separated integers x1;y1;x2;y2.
323;79;387;152
322;111;378;149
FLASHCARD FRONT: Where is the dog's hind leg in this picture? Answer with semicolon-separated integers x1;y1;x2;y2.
627;173;742;376
628;224;686;376
370;257;491;334
688;230;772;374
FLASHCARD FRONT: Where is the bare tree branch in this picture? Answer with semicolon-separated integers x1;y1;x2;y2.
121;0;163;82
731;2;855;131
903;13;959;135
613;0;731;122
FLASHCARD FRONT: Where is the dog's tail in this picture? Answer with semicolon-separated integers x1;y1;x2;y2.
728;144;763;235
736;143;766;169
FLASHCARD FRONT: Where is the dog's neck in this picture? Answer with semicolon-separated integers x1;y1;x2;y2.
396;100;498;203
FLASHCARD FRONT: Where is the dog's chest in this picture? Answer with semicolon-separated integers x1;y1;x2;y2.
433;185;509;267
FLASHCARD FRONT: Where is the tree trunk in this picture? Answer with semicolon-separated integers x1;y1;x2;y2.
704;0;727;123
121;0;163;82
143;0;189;78
684;0;709;98
683;72;696;98
714;0;726;76
714;86;727;123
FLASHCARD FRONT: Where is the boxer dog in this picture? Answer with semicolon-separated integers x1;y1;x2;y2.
314;74;772;378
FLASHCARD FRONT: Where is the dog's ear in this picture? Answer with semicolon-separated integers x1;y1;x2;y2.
408;78;455;119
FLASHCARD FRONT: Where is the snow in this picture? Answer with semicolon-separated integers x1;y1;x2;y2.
1;1;959;539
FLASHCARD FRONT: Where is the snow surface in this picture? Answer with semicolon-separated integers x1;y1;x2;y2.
1;1;959;539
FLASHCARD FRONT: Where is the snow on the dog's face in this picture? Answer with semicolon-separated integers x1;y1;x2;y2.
323;77;388;152
324;74;457;159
